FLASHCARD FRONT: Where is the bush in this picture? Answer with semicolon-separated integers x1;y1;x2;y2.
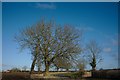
92;69;120;79
70;71;85;79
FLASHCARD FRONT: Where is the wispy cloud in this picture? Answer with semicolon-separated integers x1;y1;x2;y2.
0;64;15;68
35;3;56;9
83;27;94;32
0;64;7;67
111;39;118;46
99;33;118;47
0;64;9;67
110;33;118;46
103;47;112;53
76;24;95;32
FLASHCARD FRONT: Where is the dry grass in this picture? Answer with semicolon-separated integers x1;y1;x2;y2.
2;72;112;80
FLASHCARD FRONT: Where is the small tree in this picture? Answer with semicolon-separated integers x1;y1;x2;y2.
11;67;21;72
86;40;102;71
76;59;87;71
53;57;73;71
22;66;27;71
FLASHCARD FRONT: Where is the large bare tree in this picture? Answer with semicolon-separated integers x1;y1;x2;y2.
15;19;82;76
86;40;102;71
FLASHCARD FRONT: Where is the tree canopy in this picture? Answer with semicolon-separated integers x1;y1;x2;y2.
15;19;83;75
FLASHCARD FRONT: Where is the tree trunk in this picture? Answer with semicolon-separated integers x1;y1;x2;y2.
37;59;41;73
30;57;37;74
57;67;59;71
91;67;96;78
66;68;69;72
92;67;96;71
90;56;96;71
44;61;50;76
38;66;41;73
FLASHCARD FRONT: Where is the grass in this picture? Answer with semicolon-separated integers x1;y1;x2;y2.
2;72;114;80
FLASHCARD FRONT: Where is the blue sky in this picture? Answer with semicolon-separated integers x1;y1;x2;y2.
1;0;120;2
2;2;118;70
0;2;2;72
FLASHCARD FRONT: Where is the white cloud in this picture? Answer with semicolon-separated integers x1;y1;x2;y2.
103;47;112;53
0;64;7;67
76;24;95;32
101;33;118;47
35;3;56;9
82;27;94;32
110;34;118;46
112;39;118;46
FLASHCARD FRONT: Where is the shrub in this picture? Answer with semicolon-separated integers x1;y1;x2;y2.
92;69;120;79
70;71;85;79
